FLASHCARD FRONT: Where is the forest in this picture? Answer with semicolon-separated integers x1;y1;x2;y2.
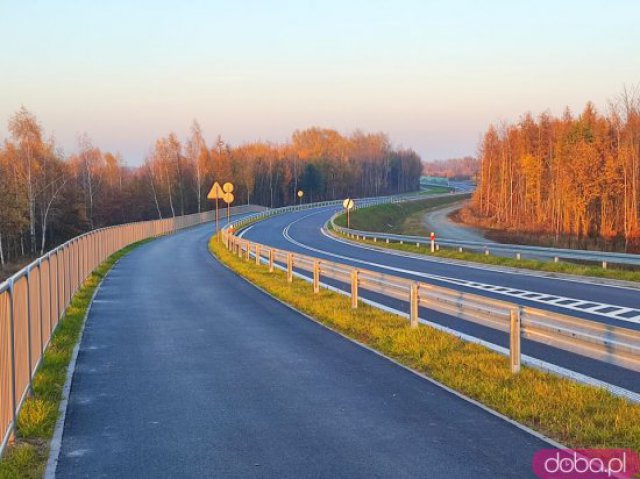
466;88;640;251
0;107;422;273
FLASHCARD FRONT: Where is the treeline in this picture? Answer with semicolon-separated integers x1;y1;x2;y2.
0;107;421;268
467;88;640;250
422;156;479;180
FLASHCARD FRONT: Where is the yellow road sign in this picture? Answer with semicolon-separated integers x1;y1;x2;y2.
343;198;355;210
297;190;304;198
223;182;234;193
223;192;234;204
207;181;224;200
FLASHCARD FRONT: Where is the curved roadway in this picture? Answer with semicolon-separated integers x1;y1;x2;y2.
54;220;551;478
241;206;640;392
422;201;490;243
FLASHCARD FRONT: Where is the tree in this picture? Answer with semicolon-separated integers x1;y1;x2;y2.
8;106;43;254
0;108;423;275
468;90;640;251
73;134;103;229
186;120;207;213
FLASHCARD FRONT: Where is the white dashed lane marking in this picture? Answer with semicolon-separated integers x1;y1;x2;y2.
435;277;640;322
270;212;640;326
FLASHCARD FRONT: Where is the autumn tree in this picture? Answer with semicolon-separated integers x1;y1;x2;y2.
468;89;640;251
0;108;422;274
8;106;43;253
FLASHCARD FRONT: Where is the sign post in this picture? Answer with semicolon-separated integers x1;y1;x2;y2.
207;181;224;238
223;182;235;226
430;232;436;253
343;198;355;229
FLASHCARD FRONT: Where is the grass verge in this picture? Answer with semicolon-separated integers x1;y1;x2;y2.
210;235;640;452
333;200;640;283
335;231;640;283
418;186;452;195
0;239;152;479
333;195;469;233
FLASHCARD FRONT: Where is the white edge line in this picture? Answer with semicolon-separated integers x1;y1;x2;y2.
209;245;568;449
316;224;640;324
44;213;258;476
247;209;640;399
321;219;640;293
283;266;640;404
256;248;640;404
280;216;638;324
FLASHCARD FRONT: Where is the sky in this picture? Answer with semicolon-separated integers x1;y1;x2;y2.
1;0;639;164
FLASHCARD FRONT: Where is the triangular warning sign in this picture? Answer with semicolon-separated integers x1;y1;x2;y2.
207;181;224;200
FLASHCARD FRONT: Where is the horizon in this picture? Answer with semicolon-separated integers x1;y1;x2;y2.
1;0;639;164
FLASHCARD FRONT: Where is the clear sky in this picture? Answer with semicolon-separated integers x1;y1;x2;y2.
1;0;639;164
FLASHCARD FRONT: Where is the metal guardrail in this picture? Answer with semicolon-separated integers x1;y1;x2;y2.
330;214;640;269
0;204;263;456
0;191;436;457
228;191;471;233
221;208;640;382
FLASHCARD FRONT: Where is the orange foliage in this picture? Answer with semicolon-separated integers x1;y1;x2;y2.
471;90;640;250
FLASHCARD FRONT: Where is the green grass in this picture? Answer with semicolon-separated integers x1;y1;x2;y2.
336;233;640;283
0;239;152;479
418;186;452;195
210;235;640;452
333;195;469;233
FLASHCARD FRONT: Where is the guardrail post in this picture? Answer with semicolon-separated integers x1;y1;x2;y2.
554;256;559;263
287;253;293;282
516;253;521;260
238;242;243;258
255;244;260;265
410;283;419;328
246;242;251;261
269;249;274;272
602;261;607;269
351;270;359;309
313;260;320;293
510;308;521;374
458;247;463;253
484;248;489;256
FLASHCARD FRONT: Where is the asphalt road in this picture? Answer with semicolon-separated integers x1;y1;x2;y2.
422;201;489;243
54;221;551;478
241;207;640;392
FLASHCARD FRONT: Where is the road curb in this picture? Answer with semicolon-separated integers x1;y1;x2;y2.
44;257;121;479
